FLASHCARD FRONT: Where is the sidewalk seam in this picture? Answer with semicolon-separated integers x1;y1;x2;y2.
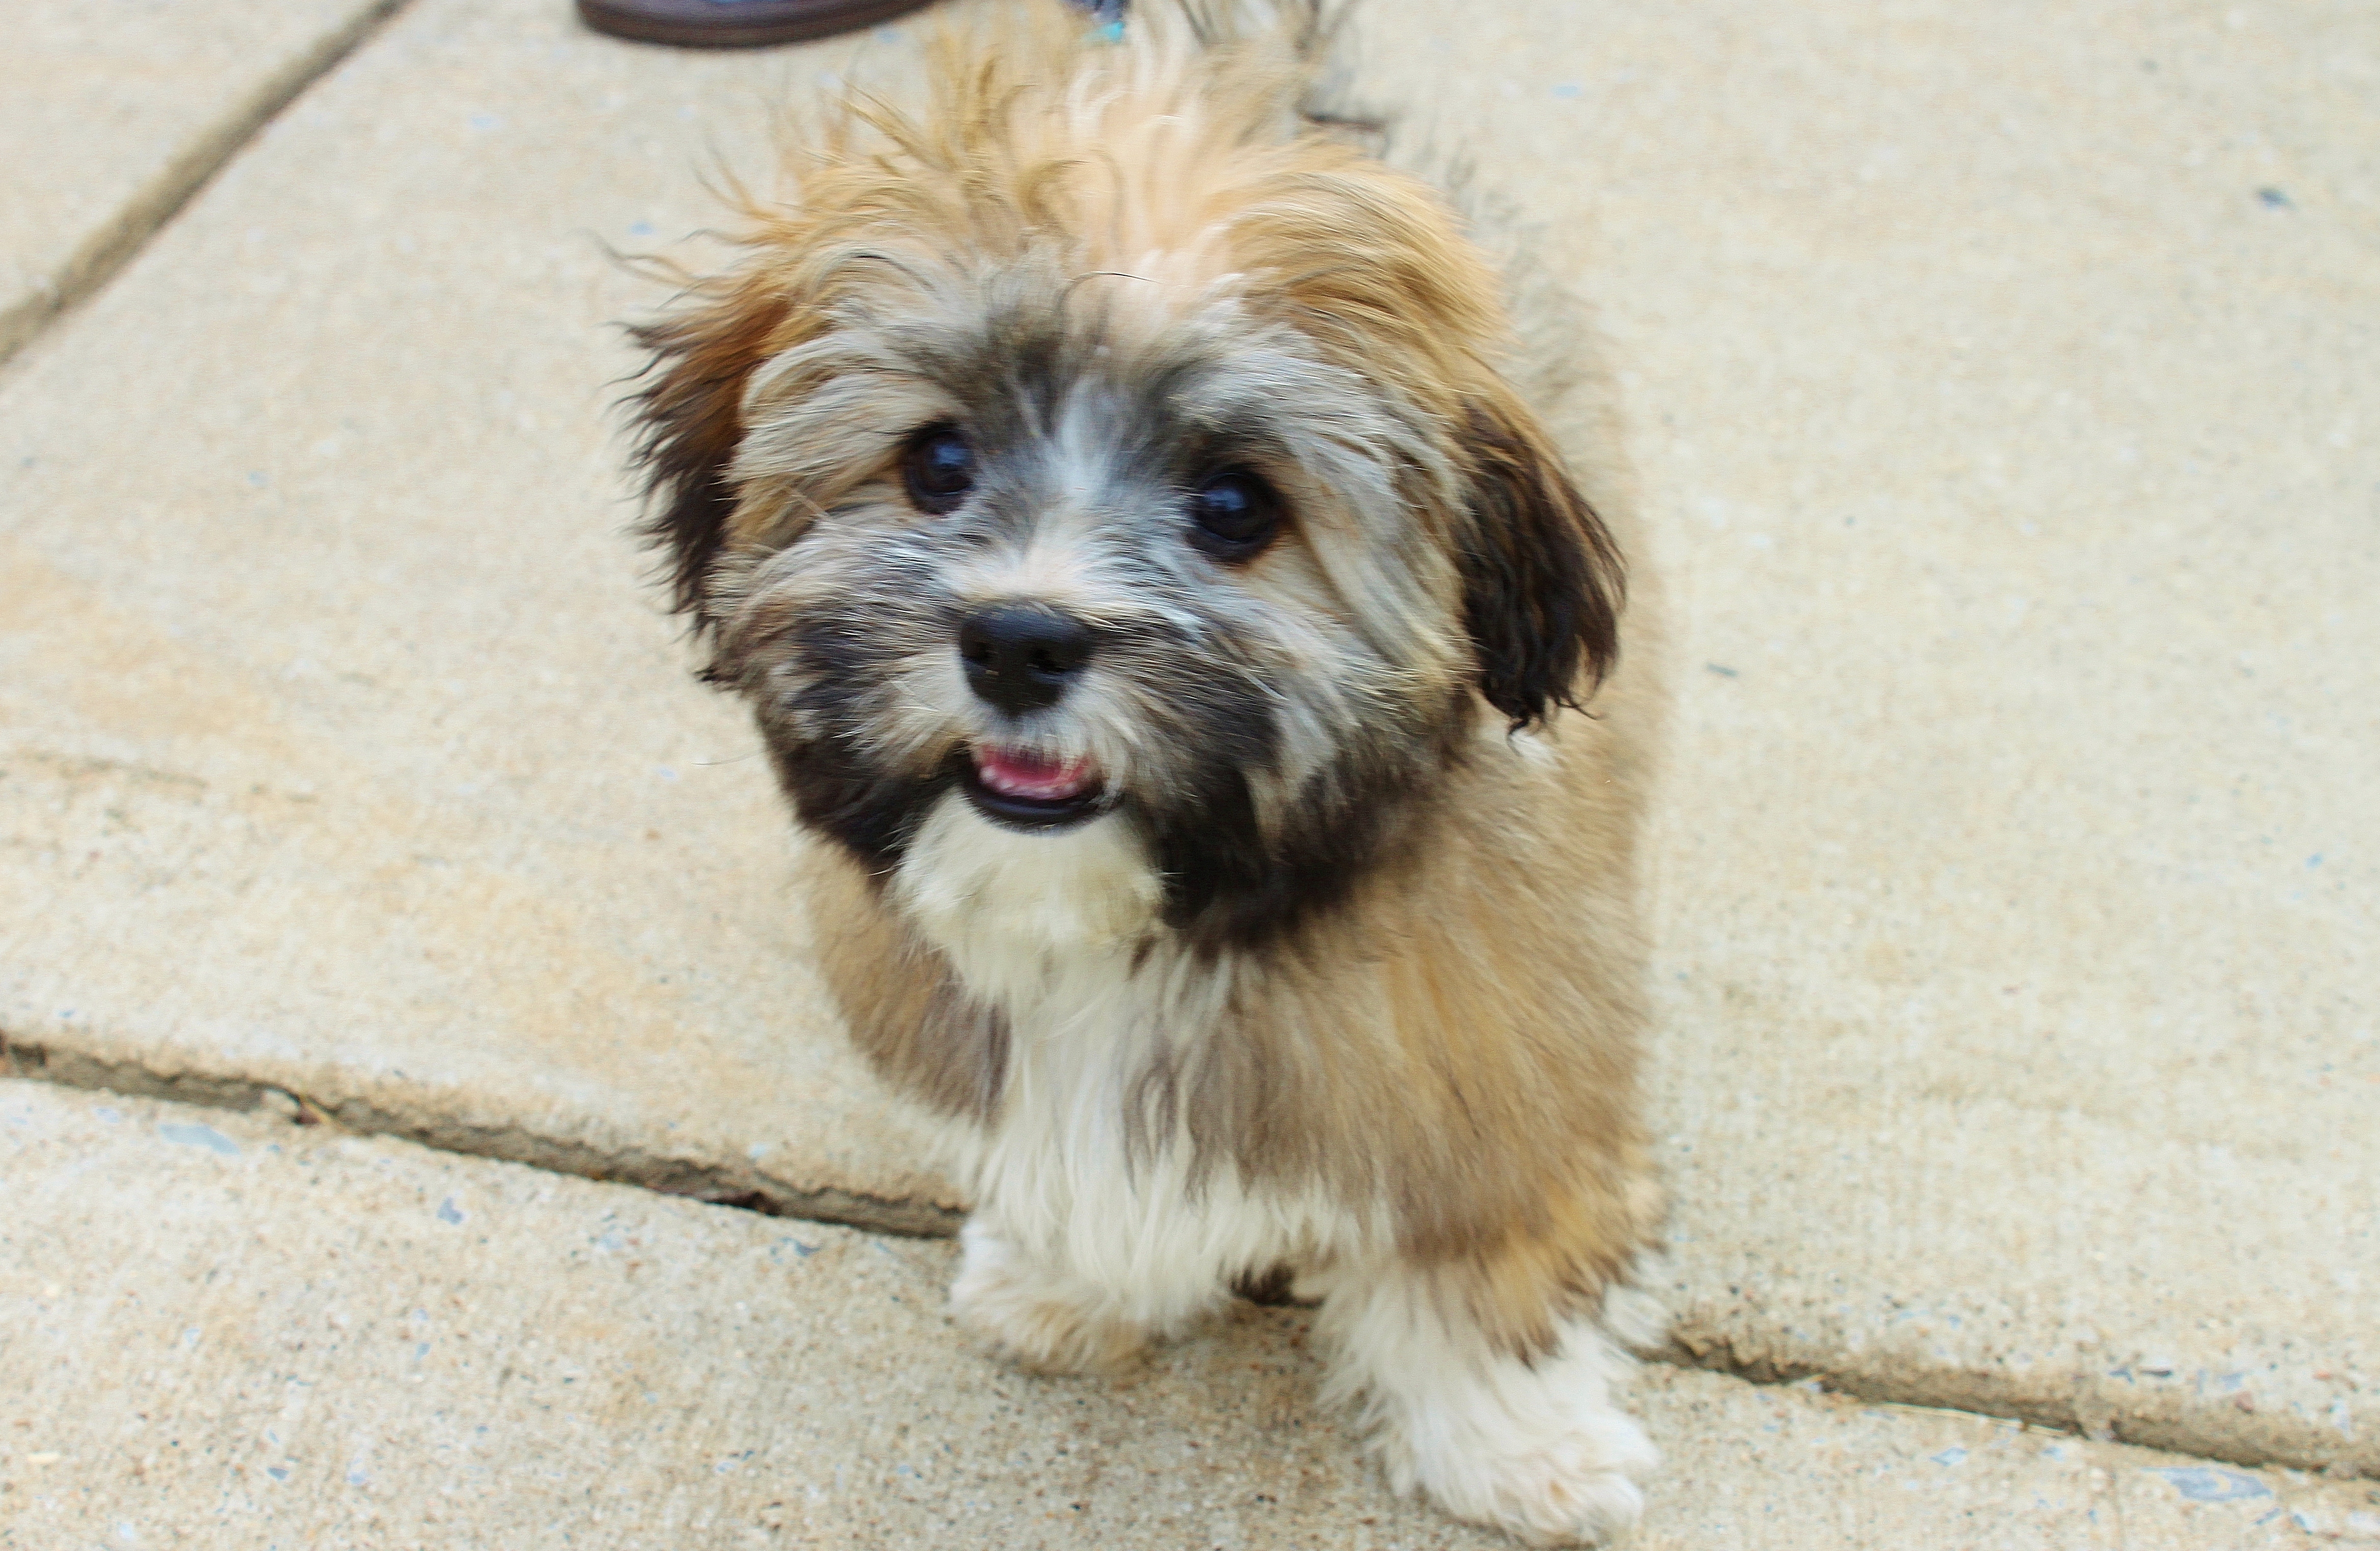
0;1031;961;1239
0;0;416;371
3;1033;2367;1483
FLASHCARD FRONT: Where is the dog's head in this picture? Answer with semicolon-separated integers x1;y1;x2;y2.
626;9;1621;955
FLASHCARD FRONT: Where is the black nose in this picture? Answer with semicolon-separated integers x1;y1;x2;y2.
957;605;1095;714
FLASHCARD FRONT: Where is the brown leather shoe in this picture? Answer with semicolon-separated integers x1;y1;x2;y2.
577;0;937;48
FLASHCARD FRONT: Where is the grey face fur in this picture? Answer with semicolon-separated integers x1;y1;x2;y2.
704;278;1479;949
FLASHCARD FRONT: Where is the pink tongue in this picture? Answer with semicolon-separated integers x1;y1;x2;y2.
975;749;1096;802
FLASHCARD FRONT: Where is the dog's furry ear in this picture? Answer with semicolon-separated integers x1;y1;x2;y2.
1456;397;1625;729
624;276;792;630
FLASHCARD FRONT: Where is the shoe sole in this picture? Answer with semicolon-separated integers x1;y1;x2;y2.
576;0;936;48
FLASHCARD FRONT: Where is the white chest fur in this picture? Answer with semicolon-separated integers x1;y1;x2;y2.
891;794;1375;1325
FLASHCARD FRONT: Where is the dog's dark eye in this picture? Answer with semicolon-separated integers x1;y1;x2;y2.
901;425;976;514
1186;470;1281;561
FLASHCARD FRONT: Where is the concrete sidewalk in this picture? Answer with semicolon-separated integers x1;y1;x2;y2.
9;1079;2377;1549
1;0;2373;1541
0;0;401;363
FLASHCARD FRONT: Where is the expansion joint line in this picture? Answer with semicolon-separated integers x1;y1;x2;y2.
0;0;418;371
0;1027;2367;1484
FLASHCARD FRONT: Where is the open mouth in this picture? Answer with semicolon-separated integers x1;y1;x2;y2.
957;746;1107;830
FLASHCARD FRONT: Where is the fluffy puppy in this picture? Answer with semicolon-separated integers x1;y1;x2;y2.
624;4;1666;1541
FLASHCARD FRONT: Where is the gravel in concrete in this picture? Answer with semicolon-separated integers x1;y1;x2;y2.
7;1079;2377;1551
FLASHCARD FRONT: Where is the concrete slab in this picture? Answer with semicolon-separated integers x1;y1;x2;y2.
0;0;959;1232
0;0;403;363
1338;0;2380;1472
7;1079;2378;1550
1;0;2372;1483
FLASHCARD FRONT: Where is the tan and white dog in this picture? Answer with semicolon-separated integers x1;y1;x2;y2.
623;5;1666;1540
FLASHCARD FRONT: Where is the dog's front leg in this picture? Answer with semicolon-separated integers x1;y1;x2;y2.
947;1216;1157;1375
1313;1258;1659;1547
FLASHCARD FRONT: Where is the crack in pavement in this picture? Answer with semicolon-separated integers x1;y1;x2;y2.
0;0;416;371
0;1029;960;1239
6;1026;2368;1484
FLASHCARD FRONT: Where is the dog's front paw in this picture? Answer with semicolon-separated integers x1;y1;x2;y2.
1328;1284;1660;1548
1378;1405;1655;1547
948;1221;1148;1375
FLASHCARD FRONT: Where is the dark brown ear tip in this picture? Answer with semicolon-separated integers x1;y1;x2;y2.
616;277;791;635
1456;394;1627;732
